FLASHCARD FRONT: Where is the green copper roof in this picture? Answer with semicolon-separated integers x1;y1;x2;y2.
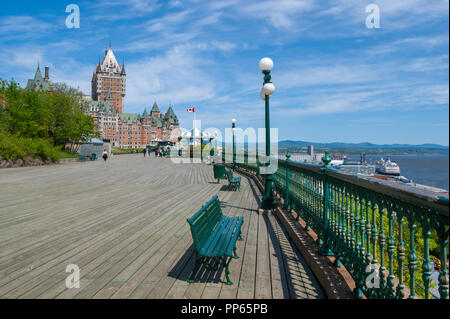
165;106;175;117
148;116;163;128
91;100;114;113
164;106;179;125
26;66;50;91
119;113;140;124
34;66;43;82
151;102;160;113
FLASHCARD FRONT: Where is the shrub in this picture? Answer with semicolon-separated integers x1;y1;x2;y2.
0;130;60;162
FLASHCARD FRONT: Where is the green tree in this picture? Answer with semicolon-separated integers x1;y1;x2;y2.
0;79;98;161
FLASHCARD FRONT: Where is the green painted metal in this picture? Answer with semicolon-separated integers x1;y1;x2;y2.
225;167;241;191
438;225;449;299
238;151;449;299
261;69;275;210
213;164;226;183
232;121;236;169
284;151;291;210
200;130;203;161
187;196;243;285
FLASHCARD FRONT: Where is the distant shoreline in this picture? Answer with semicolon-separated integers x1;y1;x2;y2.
279;148;449;156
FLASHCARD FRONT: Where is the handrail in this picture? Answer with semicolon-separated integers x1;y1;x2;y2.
229;151;449;299
284;159;449;217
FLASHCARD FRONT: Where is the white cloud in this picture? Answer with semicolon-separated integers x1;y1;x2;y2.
241;0;315;30
404;55;449;72
124;45;217;111
0;16;53;40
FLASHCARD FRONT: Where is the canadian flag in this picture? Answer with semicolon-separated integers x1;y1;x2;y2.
187;107;195;113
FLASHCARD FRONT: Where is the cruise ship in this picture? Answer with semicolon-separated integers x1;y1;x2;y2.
375;156;401;176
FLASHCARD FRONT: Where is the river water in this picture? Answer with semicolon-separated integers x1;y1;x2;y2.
347;154;449;191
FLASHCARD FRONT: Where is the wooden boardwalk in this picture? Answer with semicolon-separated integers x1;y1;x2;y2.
0;155;324;299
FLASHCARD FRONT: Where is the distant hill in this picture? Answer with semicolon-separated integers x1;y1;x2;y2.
279;140;449;155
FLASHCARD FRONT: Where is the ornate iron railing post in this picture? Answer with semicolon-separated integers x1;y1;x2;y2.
396;214;406;299
318;151;333;256
438;222;449;299
421;215;432;299
284;151;291;211
387;209;396;298
407;211;418;299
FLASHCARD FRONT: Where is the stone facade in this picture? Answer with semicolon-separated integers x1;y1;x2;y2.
88;47;180;149
91;47;126;114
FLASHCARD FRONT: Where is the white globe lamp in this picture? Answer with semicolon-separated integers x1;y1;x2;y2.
259;57;274;71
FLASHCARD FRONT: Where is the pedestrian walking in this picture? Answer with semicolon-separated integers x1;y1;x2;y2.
102;149;108;165
143;148;147;157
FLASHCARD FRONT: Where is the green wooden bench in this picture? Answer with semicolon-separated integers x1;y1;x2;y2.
225;168;241;191
187;195;244;285
78;155;88;161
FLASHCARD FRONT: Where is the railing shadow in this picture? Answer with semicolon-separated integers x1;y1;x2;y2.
247;176;262;206
263;214;296;298
263;214;325;299
220;203;256;213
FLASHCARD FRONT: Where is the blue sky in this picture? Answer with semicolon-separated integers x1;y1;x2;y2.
0;0;448;145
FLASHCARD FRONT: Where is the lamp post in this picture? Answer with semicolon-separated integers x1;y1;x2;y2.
200;129;203;162
178;136;182;157
232;119;236;169
209;135;214;163
259;57;276;210
213;131;218;162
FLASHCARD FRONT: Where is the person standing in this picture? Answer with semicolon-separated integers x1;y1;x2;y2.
102;149;108;164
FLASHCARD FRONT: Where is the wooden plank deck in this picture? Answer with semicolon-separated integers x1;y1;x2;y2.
0;155;324;299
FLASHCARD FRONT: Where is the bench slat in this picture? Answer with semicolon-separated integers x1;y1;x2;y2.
225;217;244;256
189;198;223;250
200;216;230;256
211;217;240;257
187;195;219;225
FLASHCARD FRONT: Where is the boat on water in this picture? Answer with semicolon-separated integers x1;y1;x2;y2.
336;153;376;175
330;155;346;167
375;156;401;176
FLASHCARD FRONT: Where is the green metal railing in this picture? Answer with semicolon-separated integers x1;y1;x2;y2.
229;151;449;299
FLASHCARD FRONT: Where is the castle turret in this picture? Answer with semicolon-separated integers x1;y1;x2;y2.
150;102;160;118
91;47;126;113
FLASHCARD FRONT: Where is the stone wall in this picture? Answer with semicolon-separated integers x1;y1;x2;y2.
0;155;50;169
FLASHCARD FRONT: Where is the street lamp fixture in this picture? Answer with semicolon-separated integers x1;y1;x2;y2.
259;57;276;210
